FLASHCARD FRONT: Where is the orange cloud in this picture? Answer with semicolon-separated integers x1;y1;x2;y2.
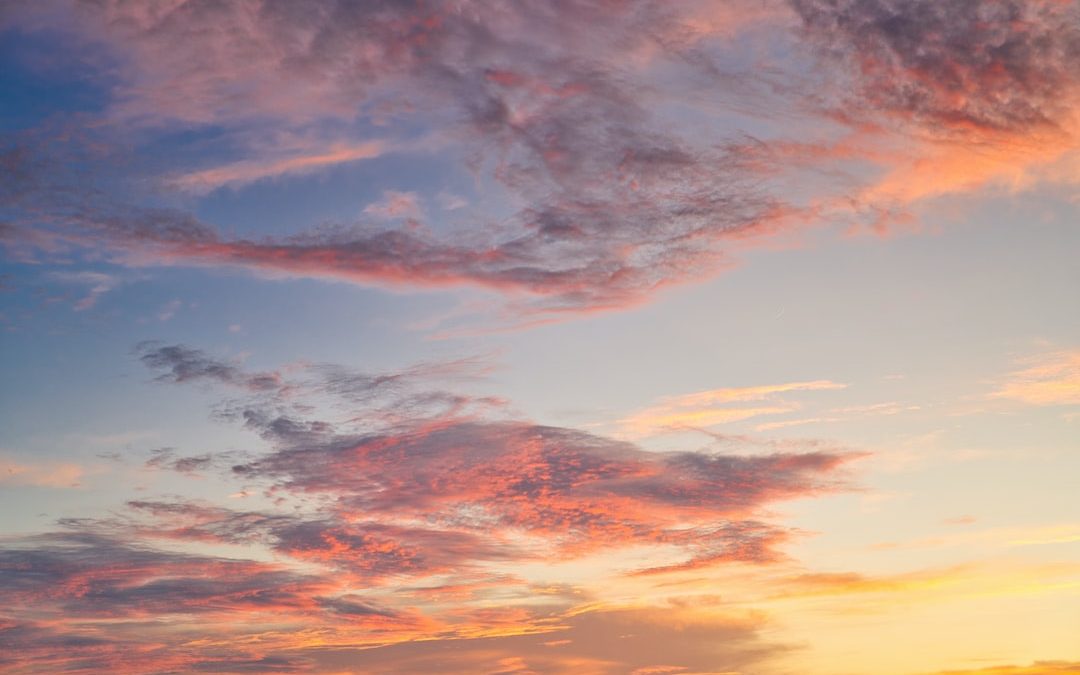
793;0;1080;212
859;127;1080;207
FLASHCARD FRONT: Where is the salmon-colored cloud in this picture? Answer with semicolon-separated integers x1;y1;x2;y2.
0;455;85;488
0;524;797;674
168;141;385;193
618;381;846;437
130;345;856;574
234;420;850;559
990;349;1080;406
0;532;439;673
791;0;1080;209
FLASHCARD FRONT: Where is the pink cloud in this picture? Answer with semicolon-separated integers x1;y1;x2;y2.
0;455;86;488
168;141;386;193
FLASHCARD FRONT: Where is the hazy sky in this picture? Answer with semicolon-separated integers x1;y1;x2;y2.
1;1;1078;674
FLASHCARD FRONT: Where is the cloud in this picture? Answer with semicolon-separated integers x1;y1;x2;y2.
45;0;781;130
7;0;1077;311
871;522;1080;552
144;447;213;475
314;605;789;675
915;663;1080;675
232;420;850;561
0;0;797;323
364;190;424;221
80;499;519;582
168;141;386;193
0;532;431;673
790;0;1080;205
754;400;919;432
989;349;1080;406
790;0;1080;135
0;524;794;674
617;381;846;437
0;532;331;619
13;142;782;321
0;456;85;488
47;271;121;311
155;298;182;321
126;344;855;571
768;559;1080;605
135;341;283;392
0;343;859;672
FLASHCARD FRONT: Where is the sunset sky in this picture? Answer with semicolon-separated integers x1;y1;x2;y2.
1;1;1079;673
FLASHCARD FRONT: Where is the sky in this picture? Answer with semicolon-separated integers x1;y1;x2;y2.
0;1;1078;673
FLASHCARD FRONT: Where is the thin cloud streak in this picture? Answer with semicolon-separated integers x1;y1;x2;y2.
168;141;386;194
0;456;85;488
618;381;846;437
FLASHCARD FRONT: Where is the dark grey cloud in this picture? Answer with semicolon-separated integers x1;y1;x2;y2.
145;447;214;474
136;342;283;391
105;500;519;581
790;0;1080;134
0;532;331;618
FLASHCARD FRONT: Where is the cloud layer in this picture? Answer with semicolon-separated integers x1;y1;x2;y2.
0;344;857;672
4;1;1077;321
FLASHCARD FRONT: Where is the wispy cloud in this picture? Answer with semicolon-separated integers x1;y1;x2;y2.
989;349;1080;407
47;271;121;311
618;381;846;437
0;456;85;488
135;341;283;392
913;661;1080;675
168;141;386;193
363;190;424;221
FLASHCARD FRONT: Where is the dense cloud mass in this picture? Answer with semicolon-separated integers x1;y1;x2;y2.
138;343;853;570
0;0;792;319
790;0;1080;134
0;344;854;672
3;1;1075;318
233;420;845;559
